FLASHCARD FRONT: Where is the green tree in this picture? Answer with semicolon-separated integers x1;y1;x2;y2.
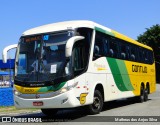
137;24;160;82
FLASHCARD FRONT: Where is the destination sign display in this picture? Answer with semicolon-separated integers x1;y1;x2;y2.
25;36;41;42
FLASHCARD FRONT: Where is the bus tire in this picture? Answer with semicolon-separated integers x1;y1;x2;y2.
87;90;103;115
144;87;149;101
138;86;145;103
41;109;58;116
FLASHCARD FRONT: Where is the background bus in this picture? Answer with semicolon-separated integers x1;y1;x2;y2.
2;20;156;116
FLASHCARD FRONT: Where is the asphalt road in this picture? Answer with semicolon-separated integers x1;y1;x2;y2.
1;84;160;125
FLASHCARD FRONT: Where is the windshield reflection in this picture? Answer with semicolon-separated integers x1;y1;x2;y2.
15;31;73;82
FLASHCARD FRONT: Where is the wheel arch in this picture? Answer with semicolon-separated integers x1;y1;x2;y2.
146;82;150;94
141;82;145;89
139;82;145;95
94;83;105;102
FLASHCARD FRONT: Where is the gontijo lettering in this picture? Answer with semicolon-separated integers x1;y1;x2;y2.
132;65;147;73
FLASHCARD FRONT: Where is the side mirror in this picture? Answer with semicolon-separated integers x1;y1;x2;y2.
2;44;17;63
65;36;84;57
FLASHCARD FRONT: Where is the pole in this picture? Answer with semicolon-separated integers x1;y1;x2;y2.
9;55;12;87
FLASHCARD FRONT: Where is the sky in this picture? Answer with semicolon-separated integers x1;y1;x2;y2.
0;0;159;59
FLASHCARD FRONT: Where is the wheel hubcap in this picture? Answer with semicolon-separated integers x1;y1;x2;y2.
93;97;100;109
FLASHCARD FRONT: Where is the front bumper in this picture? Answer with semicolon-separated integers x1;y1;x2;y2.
14;89;80;109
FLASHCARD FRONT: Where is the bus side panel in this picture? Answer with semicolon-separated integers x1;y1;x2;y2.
125;61;156;96
87;57;135;103
106;58;135;99
87;57;156;103
150;63;156;93
85;73;106;105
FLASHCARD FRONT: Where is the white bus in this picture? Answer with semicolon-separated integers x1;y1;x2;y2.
3;20;156;116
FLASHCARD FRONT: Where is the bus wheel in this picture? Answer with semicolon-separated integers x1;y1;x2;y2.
144;87;149;101
41;109;58;116
138;86;145;103
88;90;103;115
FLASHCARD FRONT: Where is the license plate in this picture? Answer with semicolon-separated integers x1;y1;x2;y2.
33;101;43;106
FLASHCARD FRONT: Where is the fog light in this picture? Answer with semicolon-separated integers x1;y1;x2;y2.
15;101;19;105
61;98;68;104
14;90;21;96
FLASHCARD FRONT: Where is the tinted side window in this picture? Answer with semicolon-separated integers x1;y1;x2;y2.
103;38;109;57
148;51;154;64
93;32;105;60
119;42;130;60
94;30;154;64
108;37;119;58
137;48;143;63
130;45;137;61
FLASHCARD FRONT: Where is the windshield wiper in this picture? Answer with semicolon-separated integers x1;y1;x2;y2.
24;72;35;82
14;75;30;83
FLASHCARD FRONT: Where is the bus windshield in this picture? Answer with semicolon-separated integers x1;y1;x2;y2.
15;31;73;83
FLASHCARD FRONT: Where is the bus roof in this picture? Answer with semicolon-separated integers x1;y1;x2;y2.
22;20;152;50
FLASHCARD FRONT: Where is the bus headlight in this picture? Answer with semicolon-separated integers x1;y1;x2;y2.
59;82;78;94
14;89;22;96
60;88;68;93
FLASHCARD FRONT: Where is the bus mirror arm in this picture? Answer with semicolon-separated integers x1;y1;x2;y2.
65;36;85;57
2;44;18;63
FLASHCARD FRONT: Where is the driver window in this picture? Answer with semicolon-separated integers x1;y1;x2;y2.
73;42;86;74
73;28;93;76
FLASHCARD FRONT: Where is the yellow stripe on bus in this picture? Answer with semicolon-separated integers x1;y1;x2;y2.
111;30;152;50
14;84;41;94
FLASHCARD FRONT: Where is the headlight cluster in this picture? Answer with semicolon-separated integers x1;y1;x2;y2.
58;82;78;94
